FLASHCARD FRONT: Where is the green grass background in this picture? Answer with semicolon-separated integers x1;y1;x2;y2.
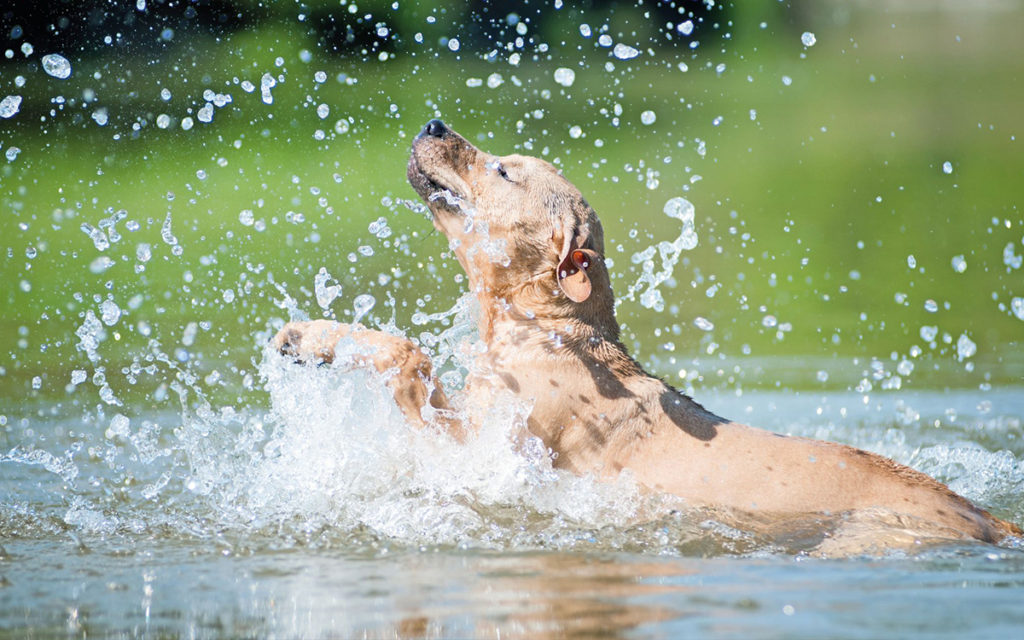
2;3;1022;418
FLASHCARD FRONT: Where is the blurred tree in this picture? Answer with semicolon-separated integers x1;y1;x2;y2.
0;0;251;60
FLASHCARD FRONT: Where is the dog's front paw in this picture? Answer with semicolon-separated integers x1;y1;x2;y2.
273;324;306;358
272;320;352;364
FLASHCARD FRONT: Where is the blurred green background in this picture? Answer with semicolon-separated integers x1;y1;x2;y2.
1;0;1022;418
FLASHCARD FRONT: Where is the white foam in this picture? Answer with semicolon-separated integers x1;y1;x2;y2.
172;336;652;548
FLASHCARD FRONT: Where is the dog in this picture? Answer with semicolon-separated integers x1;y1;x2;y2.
274;119;1020;551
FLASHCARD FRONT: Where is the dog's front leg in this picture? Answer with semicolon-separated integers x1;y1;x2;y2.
273;321;463;438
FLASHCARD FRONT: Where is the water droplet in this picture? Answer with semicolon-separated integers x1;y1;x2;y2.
781;75;793;86
597;34;613;47
579;24;592;38
334;119;350;134
956;333;976;361
942;161;953;174
136;243;151;262
197;103;214;123
368;217;392;239
314;71;327;83
693;317;714;331
238;209;254;226
5;147;20;162
801;32;817;47
663;197;694;223
568;125;582;139
1004;242;1023;269
106;414;130;440
816;370;829;382
316;103;329;119
353;294;376;323
92;106;110;126
924;299;938;313
1011;297;1024;321
160;88;171;101
161;212;179;248
612;43;639;60
260;73;276;105
678;20;694;36
951;254;966;273
640;110;656;125
906;254;917;268
100;299;121;326
0;95;22;118
640;288;664;311
486;73;504;88
553;67;575;87
41;53;72;79
222;289;236;303
314;267;342;310
156;114;171;129
447;38;460;52
466;77;483;88
919;325;938;342
70;370;87;385
90;256;114;273
81;222;109;251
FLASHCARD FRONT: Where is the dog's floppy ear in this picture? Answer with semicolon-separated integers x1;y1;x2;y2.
556;222;600;303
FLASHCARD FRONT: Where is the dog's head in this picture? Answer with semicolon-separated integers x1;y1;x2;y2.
407;120;615;329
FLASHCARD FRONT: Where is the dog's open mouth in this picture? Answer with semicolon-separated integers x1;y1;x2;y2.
406;150;469;216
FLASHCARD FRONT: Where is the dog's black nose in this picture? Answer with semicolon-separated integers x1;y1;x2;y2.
423;119;448;138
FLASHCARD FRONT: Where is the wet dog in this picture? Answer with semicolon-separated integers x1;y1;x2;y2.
275;120;1020;552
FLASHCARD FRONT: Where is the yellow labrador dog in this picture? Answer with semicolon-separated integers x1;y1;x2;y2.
275;120;1020;549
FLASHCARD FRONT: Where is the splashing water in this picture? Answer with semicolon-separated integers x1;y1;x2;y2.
10;300;674;551
352;294;376;324
313;267;342;313
624;196;698;312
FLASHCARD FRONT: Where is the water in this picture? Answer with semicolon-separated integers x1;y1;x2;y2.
0;95;22;119
3;367;1023;637
40;53;72;80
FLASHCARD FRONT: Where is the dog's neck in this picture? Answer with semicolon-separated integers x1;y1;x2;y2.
473;276;621;343
484;302;649;389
